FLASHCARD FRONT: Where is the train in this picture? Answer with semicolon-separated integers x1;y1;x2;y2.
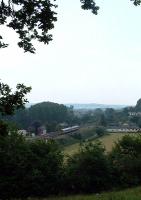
61;125;80;134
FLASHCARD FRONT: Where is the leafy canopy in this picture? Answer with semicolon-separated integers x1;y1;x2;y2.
0;0;139;53
0;0;99;53
0;81;31;115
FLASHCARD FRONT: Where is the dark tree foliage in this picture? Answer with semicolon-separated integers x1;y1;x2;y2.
0;0;99;53
0;134;64;199
0;81;31;136
0;0;139;53
0;0;58;53
0;81;31;115
65;142;111;193
0;120;9;136
7;101;76;131
135;98;141;111
95;126;106;136
131;0;141;5
109;135;141;187
31;120;41;135
80;0;99;14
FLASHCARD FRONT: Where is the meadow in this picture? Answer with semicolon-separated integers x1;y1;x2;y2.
63;133;134;155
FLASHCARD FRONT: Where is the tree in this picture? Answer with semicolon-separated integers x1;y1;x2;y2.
0;81;31;116
109;135;141;187
105;108;116;124
0;120;9;136
65;141;111;193
0;81;31;135
46;121;58;132
0;0;139;53
0;0;99;53
135;98;141;111
95;126;106;137
99;113;107;127
31;120;42;135
0;133;64;199
131;0;141;5
6;101;74;130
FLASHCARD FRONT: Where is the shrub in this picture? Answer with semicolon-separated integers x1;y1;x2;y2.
0;133;64;199
65;141;111;193
95;126;106;137
109;135;141;188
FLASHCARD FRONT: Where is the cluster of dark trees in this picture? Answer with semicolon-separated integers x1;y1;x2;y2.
1;133;141;199
80;107;128;126
1;102;78;134
3;98;141;135
0;0;140;197
1;81;141;199
80;98;141;128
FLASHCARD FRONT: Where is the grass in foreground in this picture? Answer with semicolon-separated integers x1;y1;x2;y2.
30;186;141;200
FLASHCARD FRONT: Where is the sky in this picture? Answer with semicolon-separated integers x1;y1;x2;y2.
1;0;141;106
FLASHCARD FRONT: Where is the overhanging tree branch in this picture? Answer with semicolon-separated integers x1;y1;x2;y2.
0;0;140;53
0;81;31;115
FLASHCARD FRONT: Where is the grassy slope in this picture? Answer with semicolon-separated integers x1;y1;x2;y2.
98;133;129;152
33;186;141;200
64;133;133;155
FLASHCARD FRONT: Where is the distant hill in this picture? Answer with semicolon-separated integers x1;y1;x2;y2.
26;102;128;110
65;103;128;110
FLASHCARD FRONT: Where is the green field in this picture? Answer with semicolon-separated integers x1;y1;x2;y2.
64;133;134;155
30;186;141;200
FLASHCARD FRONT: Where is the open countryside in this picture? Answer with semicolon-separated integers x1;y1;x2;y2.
1;0;141;199
63;130;140;156
63;133;130;155
0;98;141;200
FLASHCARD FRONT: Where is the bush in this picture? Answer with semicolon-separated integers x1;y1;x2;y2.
0;120;10;136
95;126;106;137
109;135;141;188
65;141;111;193
0;133;64;199
2;132;141;199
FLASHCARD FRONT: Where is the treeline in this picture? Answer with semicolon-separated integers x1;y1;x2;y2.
3;98;141;134
80;98;141;128
2;102;78;133
1;133;141;199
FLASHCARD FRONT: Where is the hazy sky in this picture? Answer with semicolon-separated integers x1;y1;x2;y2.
1;0;141;105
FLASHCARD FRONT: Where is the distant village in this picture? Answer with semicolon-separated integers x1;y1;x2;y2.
17;122;141;141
